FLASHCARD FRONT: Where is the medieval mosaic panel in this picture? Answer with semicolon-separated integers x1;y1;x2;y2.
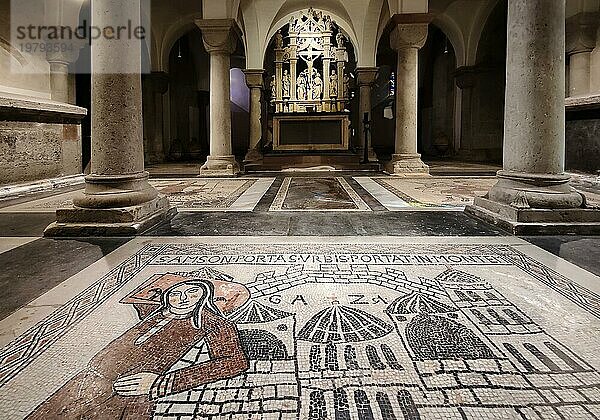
356;177;498;210
0;239;599;419
270;177;371;211
0;179;274;213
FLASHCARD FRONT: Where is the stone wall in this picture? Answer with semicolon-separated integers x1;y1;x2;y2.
566;108;600;174
0;94;86;186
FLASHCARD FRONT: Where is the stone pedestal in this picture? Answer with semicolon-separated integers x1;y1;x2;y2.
243;69;264;163
466;0;600;235
197;19;240;177
355;68;378;162
45;0;173;237
386;24;429;176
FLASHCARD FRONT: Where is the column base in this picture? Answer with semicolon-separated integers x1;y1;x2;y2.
200;155;240;177
465;170;600;235
44;196;176;237
465;197;600;235
243;149;263;164
385;154;430;177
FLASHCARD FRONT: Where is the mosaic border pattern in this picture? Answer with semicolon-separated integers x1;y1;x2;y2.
269;177;371;212
0;242;599;391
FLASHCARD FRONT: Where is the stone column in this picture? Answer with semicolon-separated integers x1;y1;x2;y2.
45;0;172;236
454;67;475;157
590;27;600;93
142;72;169;164
466;0;600;235
46;48;79;104
48;61;70;103
196;19;240;176
243;69;264;163
387;24;429;176
566;12;598;97
355;67;378;161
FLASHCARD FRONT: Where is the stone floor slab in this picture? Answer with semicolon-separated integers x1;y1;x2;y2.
270;177;371;212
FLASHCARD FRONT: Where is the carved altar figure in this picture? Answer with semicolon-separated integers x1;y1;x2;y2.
330;70;338;97
275;31;284;49
313;70;323;100
297;73;307;101
270;76;276;100
282;70;291;98
336;33;345;48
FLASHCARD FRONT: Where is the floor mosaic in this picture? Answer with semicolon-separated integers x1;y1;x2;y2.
0;237;599;419
270;177;371;212
356;177;498;211
0;179;275;213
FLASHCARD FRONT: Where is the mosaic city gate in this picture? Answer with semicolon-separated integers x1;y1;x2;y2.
0;241;599;419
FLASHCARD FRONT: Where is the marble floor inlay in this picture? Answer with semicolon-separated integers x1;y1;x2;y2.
0;179;275;213
1;237;599;419
270;177;371;212
357;177;498;211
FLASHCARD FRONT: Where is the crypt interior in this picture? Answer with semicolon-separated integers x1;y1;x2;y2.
0;0;600;419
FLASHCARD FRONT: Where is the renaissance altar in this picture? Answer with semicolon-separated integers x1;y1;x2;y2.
269;8;353;152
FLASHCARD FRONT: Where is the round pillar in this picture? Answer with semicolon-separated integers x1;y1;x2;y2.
355;68;378;162
49;61;70;103
387;23;429;176
486;0;582;209
74;0;159;209
243;69;265;163
46;0;172;236
196;19;240;176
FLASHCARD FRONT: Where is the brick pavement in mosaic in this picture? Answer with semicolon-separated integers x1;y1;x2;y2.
1;242;599;419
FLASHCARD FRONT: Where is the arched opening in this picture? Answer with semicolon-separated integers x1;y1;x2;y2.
142;27;247;167
160;28;210;163
418;25;457;160
457;0;507;163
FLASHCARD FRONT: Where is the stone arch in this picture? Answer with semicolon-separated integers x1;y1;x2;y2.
466;0;504;66
431;14;466;68
474;0;508;66
159;14;204;73
362;0;386;67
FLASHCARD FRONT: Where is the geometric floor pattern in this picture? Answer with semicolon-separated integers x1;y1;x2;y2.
1;237;599;419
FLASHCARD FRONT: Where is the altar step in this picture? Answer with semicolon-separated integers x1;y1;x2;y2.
244;153;381;172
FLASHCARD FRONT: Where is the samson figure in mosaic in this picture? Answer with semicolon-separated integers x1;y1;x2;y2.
27;277;249;419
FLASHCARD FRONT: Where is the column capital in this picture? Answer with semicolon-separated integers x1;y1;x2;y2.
243;69;265;89
566;12;599;54
390;23;428;51
355;67;378;87
196;18;240;55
